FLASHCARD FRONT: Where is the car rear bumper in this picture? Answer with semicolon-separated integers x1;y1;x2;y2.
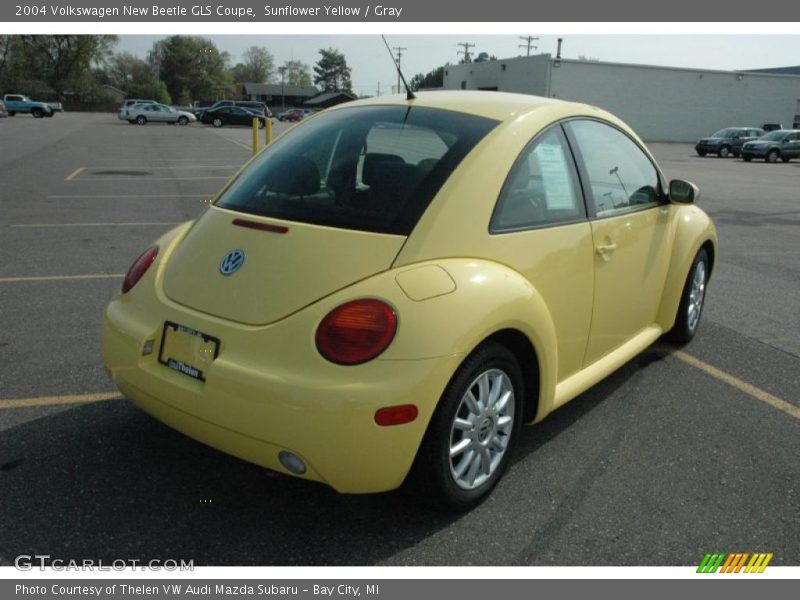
101;298;459;494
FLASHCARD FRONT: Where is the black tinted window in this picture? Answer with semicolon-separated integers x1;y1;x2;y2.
216;106;498;235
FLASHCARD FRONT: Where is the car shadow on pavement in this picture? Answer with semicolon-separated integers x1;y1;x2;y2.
0;353;659;567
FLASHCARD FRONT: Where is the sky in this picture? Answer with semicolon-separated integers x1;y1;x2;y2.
116;35;800;96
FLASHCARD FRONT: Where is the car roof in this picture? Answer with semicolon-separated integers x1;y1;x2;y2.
330;91;592;123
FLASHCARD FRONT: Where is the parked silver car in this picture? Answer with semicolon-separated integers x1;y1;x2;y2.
125;103;196;126
117;99;157;121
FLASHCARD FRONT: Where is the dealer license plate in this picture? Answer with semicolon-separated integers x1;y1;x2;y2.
158;321;220;382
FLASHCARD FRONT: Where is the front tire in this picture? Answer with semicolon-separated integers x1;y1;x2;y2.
666;249;709;345
409;343;523;512
766;149;779;163
31;108;43;118
178;116;188;125
742;156;752;162
718;146;730;158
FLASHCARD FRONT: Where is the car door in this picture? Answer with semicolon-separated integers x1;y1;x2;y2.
564;119;672;366
230;107;249;126
783;132;800;158
488;124;595;382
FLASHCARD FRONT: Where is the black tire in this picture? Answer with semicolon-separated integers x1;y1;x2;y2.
7;111;15;116
212;118;223;128
718;145;730;158
177;116;188;125
781;156;791;163
408;342;523;512
136;115;146;125
666;249;710;345
44;111;54;118
766;149;779;163
742;156;752;162
258;120;265;129
31;108;43;118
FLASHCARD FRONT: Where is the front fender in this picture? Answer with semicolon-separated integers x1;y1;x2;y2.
656;205;718;331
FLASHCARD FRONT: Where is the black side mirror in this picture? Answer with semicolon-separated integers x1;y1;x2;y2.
669;179;700;204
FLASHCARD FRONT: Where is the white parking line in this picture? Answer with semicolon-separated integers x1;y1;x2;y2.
10;222;182;228
0;274;123;283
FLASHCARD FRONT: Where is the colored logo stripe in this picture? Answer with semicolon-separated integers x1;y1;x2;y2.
697;553;773;573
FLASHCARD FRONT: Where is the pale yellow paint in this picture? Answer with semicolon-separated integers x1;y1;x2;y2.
674;351;800;420
0;392;122;410
64;167;85;181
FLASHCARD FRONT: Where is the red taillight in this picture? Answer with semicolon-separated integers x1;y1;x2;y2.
315;299;397;365
375;405;418;426
121;246;158;294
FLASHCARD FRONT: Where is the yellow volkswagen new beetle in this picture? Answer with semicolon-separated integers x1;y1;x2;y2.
102;91;717;510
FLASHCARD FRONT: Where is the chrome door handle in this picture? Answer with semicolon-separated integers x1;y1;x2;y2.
595;243;617;255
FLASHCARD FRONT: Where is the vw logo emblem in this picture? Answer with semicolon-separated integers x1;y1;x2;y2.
219;249;246;276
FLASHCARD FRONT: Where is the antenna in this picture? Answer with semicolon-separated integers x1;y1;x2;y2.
381;35;415;100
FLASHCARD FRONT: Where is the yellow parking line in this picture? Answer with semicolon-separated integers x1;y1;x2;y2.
222;137;253;151
0;274;123;283
11;222;182;228
0;392;123;410
673;350;800;421
48;194;210;199
64;167;85;181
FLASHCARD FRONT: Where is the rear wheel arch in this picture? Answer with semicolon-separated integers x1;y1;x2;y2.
481;329;541;424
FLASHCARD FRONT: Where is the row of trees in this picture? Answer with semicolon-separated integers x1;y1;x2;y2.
0;35;355;106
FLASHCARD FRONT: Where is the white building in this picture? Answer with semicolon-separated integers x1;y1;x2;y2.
443;55;800;142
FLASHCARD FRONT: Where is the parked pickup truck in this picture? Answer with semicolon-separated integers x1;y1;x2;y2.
2;94;54;118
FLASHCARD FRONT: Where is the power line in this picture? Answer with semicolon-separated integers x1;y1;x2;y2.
519;36;539;57
457;42;475;63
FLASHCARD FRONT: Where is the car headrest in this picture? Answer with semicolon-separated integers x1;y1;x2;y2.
362;154;405;188
262;154;320;196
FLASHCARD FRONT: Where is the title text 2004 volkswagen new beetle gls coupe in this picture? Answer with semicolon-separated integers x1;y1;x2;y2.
102;92;717;510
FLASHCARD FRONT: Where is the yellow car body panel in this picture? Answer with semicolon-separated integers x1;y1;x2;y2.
102;91;718;494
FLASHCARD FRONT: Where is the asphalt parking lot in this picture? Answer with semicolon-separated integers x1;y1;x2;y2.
0;112;798;566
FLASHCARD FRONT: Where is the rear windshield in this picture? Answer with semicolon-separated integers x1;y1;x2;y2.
215;105;498;235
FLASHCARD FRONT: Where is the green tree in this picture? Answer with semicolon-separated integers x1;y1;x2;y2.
280;60;312;87
231;46;275;83
409;65;446;91
0;35;117;98
313;48;352;93
150;36;233;102
104;51;171;103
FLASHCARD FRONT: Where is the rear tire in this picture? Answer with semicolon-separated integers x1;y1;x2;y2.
696;150;707;157
408;342;523;512
666;249;709;345
7;111;15;116
136;115;147;125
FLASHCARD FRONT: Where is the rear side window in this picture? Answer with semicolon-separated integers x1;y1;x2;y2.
491;125;585;232
215;106;498;235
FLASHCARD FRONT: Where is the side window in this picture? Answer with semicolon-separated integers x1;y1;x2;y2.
566;120;662;218
491;125;585;232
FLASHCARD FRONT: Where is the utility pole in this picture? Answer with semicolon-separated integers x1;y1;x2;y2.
377;81;381;97
392;46;406;94
519;35;539;56
278;66;286;110
457;42;475;64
